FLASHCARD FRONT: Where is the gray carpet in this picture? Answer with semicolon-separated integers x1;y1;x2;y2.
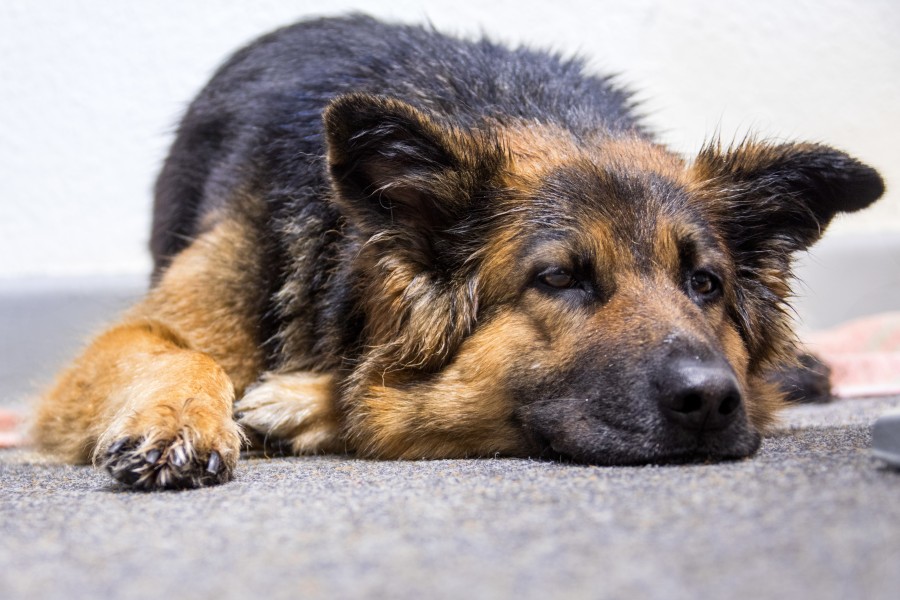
2;396;900;600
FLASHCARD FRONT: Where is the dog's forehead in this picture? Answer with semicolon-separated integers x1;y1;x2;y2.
538;162;686;222
498;130;708;264
500;123;694;219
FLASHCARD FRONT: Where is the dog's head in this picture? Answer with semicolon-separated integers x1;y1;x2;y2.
323;93;884;464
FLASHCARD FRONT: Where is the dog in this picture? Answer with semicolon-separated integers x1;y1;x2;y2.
33;15;884;489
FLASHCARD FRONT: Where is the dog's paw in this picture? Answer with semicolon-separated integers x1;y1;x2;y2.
767;351;833;404
235;372;341;454
99;432;237;490
95;389;245;490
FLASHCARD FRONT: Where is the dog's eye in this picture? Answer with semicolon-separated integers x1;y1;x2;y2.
538;269;577;289
689;270;721;300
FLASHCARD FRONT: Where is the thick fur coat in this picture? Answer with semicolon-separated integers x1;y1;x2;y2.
34;16;884;489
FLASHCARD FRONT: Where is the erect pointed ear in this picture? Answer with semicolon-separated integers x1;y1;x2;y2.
691;140;884;254
323;92;503;237
690;141;884;371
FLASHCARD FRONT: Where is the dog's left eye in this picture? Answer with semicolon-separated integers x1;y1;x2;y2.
689;270;721;300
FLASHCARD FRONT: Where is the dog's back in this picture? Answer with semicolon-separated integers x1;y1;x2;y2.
151;15;640;275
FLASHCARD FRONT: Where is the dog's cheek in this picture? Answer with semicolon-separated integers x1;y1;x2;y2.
344;311;551;459
718;318;783;430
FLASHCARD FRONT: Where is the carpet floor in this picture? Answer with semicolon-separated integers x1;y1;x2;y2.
2;396;899;599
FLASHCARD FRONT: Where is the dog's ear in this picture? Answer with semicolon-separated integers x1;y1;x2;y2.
690;141;884;369
692;140;884;254
323;94;503;371
323;93;501;238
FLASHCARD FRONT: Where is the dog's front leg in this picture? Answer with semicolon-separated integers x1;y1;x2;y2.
33;319;244;489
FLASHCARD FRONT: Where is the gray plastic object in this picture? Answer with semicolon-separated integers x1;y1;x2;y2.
872;410;900;468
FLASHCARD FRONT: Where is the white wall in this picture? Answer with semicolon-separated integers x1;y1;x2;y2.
1;0;897;278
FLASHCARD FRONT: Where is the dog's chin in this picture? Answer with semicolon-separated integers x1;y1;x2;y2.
516;397;762;467
532;434;762;467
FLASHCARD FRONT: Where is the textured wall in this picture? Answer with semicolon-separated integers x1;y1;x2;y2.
1;0;897;278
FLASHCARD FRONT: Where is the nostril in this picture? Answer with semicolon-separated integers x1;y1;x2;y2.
676;393;704;414
718;394;740;416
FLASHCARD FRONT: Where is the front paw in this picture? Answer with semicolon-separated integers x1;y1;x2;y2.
99;432;237;490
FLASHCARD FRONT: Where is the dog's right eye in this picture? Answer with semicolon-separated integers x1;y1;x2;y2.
537;268;577;290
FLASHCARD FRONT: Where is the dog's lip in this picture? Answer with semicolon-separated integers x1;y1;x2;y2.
541;436;761;466
518;397;762;466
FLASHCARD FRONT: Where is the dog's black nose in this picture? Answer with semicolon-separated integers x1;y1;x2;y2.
657;359;742;432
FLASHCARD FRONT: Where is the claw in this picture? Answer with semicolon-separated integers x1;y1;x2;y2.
114;465;141;486
206;451;221;474
107;438;128;455
145;449;161;464
170;445;187;467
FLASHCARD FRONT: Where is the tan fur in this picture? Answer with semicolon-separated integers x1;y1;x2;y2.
356;247;478;371
501;122;684;185
344;312;542;459
33;320;243;467
134;212;268;396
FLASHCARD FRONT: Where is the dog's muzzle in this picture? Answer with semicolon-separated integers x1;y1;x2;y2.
515;355;761;465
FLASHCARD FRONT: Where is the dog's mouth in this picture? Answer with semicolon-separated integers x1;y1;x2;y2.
527;429;760;467
532;436;761;467
516;397;762;467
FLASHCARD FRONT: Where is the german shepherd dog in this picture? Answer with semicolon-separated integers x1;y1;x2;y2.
34;15;884;489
